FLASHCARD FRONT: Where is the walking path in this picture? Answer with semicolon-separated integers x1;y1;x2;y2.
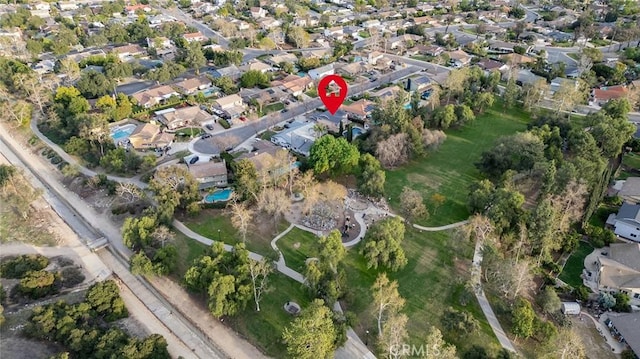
472;240;516;353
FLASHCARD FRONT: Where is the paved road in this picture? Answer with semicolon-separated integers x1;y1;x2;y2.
160;7;229;48
193;65;421;155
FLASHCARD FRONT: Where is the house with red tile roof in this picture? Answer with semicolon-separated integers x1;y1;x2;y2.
591;85;629;106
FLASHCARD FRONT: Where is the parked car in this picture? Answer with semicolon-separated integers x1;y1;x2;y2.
189;156;199;165
205;124;214;130
201;134;212;139
239;116;247;121
281;109;289;113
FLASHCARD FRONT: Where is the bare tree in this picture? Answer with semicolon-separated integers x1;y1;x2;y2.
379;313;409;359
58;58;81;84
12;72;50;114
152;225;175;248
551;180;588;235
464;214;495;244
230;196;254;242
422;129;446;150
376;133;410;169
399;186;427;221
249;258;273;312
116;182;144;203
257;187;291;229
546;328;586;359
372;273;406;338
522;79;550;111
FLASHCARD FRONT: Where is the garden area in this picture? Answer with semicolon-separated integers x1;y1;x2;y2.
616;152;640;179
558;241;594;288
385;104;531;226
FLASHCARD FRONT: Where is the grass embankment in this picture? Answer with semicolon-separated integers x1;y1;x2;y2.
558;241;595;288
385;104;531;226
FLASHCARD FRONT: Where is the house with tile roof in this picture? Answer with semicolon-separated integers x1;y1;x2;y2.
128;123;175;150
591;85;629;106
187;160;228;189
594;243;640;306
132;85;179;108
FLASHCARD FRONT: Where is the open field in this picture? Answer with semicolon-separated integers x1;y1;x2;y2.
385;104;531;226
559;241;594;288
277;227;319;272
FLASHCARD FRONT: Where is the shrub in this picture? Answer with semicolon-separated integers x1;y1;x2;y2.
19;270;58;299
61;267;85;288
1;254;49;279
219;119;231;129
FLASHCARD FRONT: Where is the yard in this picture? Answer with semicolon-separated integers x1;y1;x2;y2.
558;241;594;288
276;227;501;356
173;127;204;141
385;104;531;226
264;102;285;114
617;152;640;179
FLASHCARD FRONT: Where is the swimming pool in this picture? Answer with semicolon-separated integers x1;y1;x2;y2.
204;188;234;203
110;124;136;143
403;103;412;110
342;127;365;139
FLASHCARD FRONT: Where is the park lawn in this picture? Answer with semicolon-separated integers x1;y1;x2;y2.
559;241;594;288
277;226;500;355
623;152;640;170
226;273;312;358
277;227;320;272
385;104;531;226
172;230;209;277
343;228;499;355
182;209;287;257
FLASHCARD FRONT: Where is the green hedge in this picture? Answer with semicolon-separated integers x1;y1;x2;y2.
219;119;231;129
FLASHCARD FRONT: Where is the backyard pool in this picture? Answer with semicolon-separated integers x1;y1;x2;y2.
403;103;412;110
110;124;136;143
204;188;234;203
342;127;365;139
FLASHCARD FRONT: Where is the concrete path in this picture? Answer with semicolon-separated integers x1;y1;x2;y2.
413;219;469;232
472;240;516;353
583;312;627;354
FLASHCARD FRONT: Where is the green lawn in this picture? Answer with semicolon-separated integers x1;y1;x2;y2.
358;31;370;38
226;273;311;357
559;241;594;288
264;102;285;113
623;152;640;169
277;226;500;355
259;130;276;141
182;209;287;257
277;227;319;272
174;127;204;141
385;104;531;226
172;230;209;277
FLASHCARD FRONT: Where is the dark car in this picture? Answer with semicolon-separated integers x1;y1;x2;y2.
205;124;214;130
281;109;289;113
189;156;199;165
201;134;212;139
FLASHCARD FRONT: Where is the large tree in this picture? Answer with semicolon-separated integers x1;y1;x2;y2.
361;217;408;271
399;186;427;221
309;135;360;175
149;165;201;220
358;153;386;197
372;273;405;337
282;299;338;359
75;70;114;99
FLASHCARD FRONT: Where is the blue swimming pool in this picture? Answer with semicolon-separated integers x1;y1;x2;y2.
342;127;365;139
403;103;412;110
205;189;233;203
110;124;136;142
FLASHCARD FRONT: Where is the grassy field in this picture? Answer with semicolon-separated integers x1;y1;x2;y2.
385;104;531;226
558;241;594;288
277;226;501;355
277;227;319;272
226;273;311;357
182;209;287;257
172;230;209;277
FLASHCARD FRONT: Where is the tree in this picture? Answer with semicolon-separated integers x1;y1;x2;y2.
441;307;479;334
432;104;457;129
424;327;457;359
95;95;117;111
18;270;56;299
380;313;408;359
546;328;586;359
230;198;254;242
179;42;206;74
116;182;143;203
599;292;616;310
130;251;154;276
122;215;158;251
376;133;411;169
282;299;337;359
287;26;310;48
522;79;549;111
256;187;290;229
309;135;360;175
512;297;535;339
57;58;80;84
553;81;584;118
372;273;405;337
399;186;427;221
591;110;636;158
503;79;520;109
149;165;201;220
430;193;446;214
248;259;273;312
75;70;113;99
361;217;408;271
358;153;386;197
538;286;561;314
234;159;260;201
85;280;128;321
240;70;270;88
477;132;545;180
258;37;276;50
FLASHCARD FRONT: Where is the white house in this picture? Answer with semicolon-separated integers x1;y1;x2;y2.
609;203;640;242
250;7;267;18
309;64;335;80
594;243;640;305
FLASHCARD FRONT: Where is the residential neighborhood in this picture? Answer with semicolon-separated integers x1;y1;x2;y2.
2;0;640;359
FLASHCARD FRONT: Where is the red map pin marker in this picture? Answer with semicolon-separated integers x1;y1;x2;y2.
318;74;348;115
